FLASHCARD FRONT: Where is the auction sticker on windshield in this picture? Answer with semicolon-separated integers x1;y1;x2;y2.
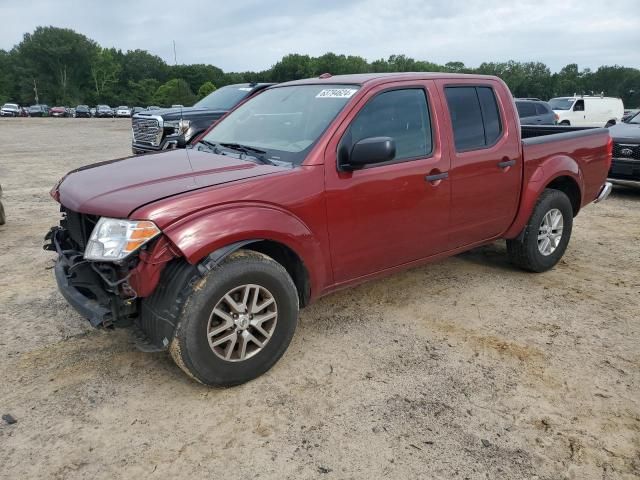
316;88;358;98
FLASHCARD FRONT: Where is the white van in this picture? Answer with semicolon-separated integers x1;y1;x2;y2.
548;96;624;127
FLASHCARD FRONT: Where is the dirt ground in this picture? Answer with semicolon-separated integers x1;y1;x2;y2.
0;118;638;480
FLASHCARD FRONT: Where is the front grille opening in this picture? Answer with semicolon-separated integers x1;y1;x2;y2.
132;117;161;146
60;207;99;251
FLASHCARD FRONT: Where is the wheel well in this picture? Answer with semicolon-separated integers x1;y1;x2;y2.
559;120;570;125
243;240;311;307
546;176;581;216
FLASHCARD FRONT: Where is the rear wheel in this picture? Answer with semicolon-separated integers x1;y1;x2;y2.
0;200;5;225
169;250;299;386
507;189;573;272
559;120;570;126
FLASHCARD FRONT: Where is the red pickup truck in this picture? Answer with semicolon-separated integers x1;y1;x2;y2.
45;73;612;386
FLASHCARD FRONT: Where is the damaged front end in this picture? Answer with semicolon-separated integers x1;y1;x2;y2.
44;208;178;332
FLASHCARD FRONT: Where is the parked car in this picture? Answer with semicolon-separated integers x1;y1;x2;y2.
131;83;273;154
19;107;29;117
549;95;623;127
96;105;114;118
132;106;145;115
0;184;5;225
607;110;640;186
74;105;91;118
146;106;161;111
50;106;68;117
45;73;612;386
515;99;557;125
0;103;21;117
90;107;96;117
27;105;48;117
115;106;132;118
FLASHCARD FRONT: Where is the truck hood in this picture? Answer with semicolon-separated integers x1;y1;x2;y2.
56;149;288;218
137;106;228;120
608;122;640;143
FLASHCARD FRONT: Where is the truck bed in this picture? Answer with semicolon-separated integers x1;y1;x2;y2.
520;125;611;208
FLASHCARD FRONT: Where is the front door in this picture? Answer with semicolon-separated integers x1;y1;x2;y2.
324;81;451;284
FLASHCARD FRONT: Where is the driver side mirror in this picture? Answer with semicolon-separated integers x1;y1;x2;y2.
338;136;396;171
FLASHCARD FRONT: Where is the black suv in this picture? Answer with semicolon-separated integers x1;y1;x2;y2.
131;83;273;154
608;110;640;186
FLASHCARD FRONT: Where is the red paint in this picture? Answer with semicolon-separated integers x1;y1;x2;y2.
52;73;611;302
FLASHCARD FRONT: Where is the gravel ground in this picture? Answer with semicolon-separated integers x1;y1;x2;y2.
0;118;639;480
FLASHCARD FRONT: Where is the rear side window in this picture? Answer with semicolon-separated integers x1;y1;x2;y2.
445;86;503;151
346;88;432;161
516;101;536;118
535;103;549;115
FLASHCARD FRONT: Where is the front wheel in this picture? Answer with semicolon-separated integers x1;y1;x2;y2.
506;189;573;272
169;250;299;386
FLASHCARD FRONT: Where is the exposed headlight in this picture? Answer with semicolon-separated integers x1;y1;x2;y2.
84;217;161;262
165;119;191;136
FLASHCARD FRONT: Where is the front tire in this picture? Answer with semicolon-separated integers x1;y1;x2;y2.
170;250;299;386
507;189;573;272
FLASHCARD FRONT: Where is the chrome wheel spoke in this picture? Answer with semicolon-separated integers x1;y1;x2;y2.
211;330;237;348
224;294;245;314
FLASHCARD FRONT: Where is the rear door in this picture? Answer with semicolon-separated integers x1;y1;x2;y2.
324;81;451;283
438;80;522;248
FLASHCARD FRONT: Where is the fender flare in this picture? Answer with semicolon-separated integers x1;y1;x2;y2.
503;155;583;239
162;204;329;296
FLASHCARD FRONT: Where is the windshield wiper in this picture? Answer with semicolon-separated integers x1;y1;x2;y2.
218;142;274;165
196;139;221;153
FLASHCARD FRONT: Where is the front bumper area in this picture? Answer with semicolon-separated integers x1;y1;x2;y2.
45;227;137;328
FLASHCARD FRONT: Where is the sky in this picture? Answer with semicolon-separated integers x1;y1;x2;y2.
0;0;639;72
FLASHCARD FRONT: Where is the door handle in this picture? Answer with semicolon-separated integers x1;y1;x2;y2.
425;172;448;183
498;159;516;169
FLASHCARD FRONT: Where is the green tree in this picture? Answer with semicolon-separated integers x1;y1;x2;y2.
152;78;197;107
90;48;122;103
198;81;216;98
13;26;98;104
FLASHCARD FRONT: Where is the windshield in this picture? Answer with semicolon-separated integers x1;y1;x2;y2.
202;84;359;164
627;111;640;124
549;98;575;110
3;104;18;109
193;85;255;110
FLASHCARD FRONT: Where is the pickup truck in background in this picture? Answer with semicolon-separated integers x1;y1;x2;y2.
131;82;273;154
45;73;612;386
607;110;640;186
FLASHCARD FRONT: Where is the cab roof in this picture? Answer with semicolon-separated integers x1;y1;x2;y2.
276;72;501;87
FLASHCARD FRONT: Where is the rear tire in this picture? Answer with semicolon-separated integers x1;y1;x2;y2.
559;121;570;126
170;250;299;386
0;201;5;225
507;189;573;272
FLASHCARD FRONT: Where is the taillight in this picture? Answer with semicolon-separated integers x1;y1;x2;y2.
605;135;613;170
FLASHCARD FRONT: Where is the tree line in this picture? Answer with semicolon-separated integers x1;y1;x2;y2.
0;26;639;108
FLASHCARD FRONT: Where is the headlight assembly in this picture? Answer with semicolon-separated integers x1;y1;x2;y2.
84;217;161;262
164;119;191;136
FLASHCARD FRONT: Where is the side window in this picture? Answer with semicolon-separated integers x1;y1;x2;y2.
573;99;585;112
445;86;503;151
444;87;485;150
477;87;501;144
517;101;536;118
346;89;432;161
